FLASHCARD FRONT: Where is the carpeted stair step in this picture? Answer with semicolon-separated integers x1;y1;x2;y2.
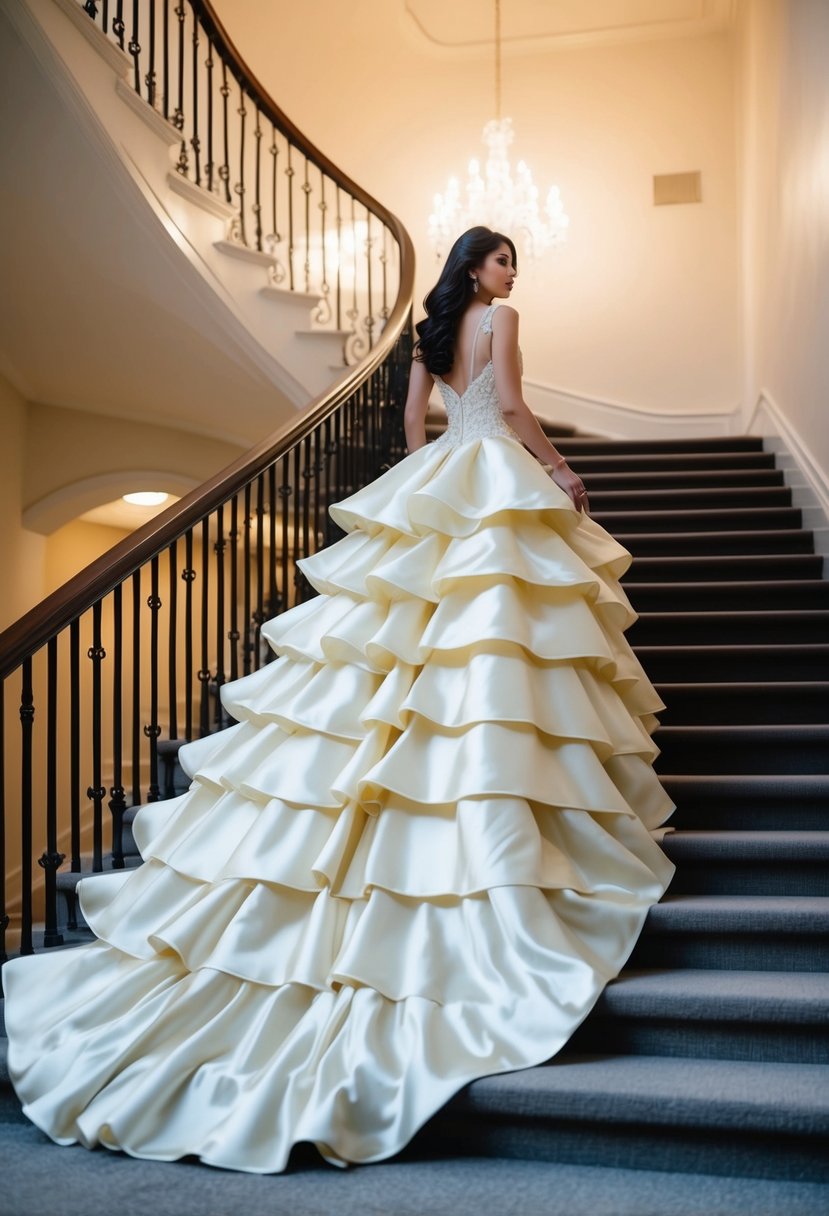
621;553;824;582
630;895;829;971
653;724;829;774
660;774;829;831
661;830;829;896
427;1055;829;1182
616;528;814;557
633;642;829;680
588;469;788;492
570;970;829;1064
628;610;829;645
553;437;766;455
652;680;829;724
565;451;777;474
593;506;803;535
626;579;829;610
587;485;793;511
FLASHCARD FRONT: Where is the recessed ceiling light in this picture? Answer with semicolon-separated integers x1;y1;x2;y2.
122;492;170;507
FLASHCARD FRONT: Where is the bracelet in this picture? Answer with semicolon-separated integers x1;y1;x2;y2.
551;457;567;470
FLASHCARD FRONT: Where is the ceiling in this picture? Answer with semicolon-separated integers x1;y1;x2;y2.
404;0;737;54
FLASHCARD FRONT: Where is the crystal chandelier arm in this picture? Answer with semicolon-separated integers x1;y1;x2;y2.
491;310;567;468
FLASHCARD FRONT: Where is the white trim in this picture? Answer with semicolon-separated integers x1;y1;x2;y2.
168;171;239;221
50;0;130;76
747;390;829;572
24;469;201;534
115;76;180;146
522;376;741;440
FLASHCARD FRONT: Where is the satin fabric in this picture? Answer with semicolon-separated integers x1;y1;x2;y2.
4;433;676;1173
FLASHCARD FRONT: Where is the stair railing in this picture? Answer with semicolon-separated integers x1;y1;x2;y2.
82;0;400;358
0;0;416;962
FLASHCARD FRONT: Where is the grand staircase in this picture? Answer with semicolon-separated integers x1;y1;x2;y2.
1;427;827;1215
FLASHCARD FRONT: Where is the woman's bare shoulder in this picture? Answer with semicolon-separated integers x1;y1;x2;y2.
492;304;519;325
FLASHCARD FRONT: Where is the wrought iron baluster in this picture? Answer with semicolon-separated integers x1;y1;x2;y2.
268;463;278;631
286;143;295;290
214;504;226;728
205;36;214;193
301;434;312;600
162;0;169;120
40;637;64;947
366;209;374;350
279;457;291;614
253;108;263;252
229;495;239;684
70;619;81;874
145;0;156;107
109;584;127;868
191;11;201;184
235;88;248;245
292;446;301;601
254;474;265;667
88;600;106;872
242;484;252;676
131;572;141;807
302;156;311;295
199;519;210;737
129;0;141;96
19;658;34;956
146;558;161;801
168;539;178;742
174;2;187;174
219;61;231;203
312;425;323;560
112;0;125;50
183;529;195;740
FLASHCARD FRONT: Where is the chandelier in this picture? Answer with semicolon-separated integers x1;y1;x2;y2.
427;0;569;262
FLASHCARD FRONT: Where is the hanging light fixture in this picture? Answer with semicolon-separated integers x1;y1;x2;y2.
428;0;569;262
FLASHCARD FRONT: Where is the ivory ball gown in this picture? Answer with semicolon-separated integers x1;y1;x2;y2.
3;302;675;1172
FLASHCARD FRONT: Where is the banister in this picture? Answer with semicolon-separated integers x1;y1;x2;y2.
0;221;413;681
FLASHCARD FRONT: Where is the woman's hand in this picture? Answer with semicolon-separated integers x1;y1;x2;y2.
551;462;590;513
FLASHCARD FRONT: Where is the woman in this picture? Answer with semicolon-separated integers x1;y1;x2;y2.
4;226;675;1174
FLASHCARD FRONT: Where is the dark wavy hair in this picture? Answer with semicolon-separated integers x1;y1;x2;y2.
413;226;518;375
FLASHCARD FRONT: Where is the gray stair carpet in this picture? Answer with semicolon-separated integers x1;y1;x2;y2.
2;433;828;1214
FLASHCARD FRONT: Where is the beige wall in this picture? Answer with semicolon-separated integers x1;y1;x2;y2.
215;2;741;418
0;376;47;628
736;0;829;476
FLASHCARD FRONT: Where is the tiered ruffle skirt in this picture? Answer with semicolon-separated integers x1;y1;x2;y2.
4;435;675;1172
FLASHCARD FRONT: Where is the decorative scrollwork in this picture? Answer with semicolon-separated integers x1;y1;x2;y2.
87;644;106;662
266;259;288;287
196;669;211;683
181;567;197;582
86;785;107;802
147;595;162;611
38;850;66;872
312;290;332;326
143;724;162;739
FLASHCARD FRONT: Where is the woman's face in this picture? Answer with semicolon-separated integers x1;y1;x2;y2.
472;243;517;300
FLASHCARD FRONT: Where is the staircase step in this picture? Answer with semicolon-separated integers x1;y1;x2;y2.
572;970;829;1064
661;830;829;896
626;579;829;610
566;451;777;473
630;895;829;971
653;681;829;724
617;529;814;556
634;643;829;680
621;553;824;582
594;507;802;534
629;610;829;645
654;724;829;775
588;486;793;511
430;1055;829;1181
552;437;767;455
661;774;829;831
586;469;787;492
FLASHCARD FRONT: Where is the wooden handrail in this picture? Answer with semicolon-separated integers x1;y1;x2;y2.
0;221;413;681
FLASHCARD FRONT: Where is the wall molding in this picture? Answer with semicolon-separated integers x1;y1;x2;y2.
521;376;742;439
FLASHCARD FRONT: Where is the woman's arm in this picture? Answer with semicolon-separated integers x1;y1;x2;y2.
403;357;433;452
491;306;590;512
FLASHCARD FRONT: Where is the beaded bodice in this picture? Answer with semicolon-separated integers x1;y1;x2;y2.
431;303;523;448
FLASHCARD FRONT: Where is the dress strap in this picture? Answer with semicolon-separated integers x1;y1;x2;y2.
468;303;497;383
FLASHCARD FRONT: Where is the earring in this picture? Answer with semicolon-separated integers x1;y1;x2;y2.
472;278;479;293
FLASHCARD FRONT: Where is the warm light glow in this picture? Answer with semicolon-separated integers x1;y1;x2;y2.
122;492;169;507
428;0;569;263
